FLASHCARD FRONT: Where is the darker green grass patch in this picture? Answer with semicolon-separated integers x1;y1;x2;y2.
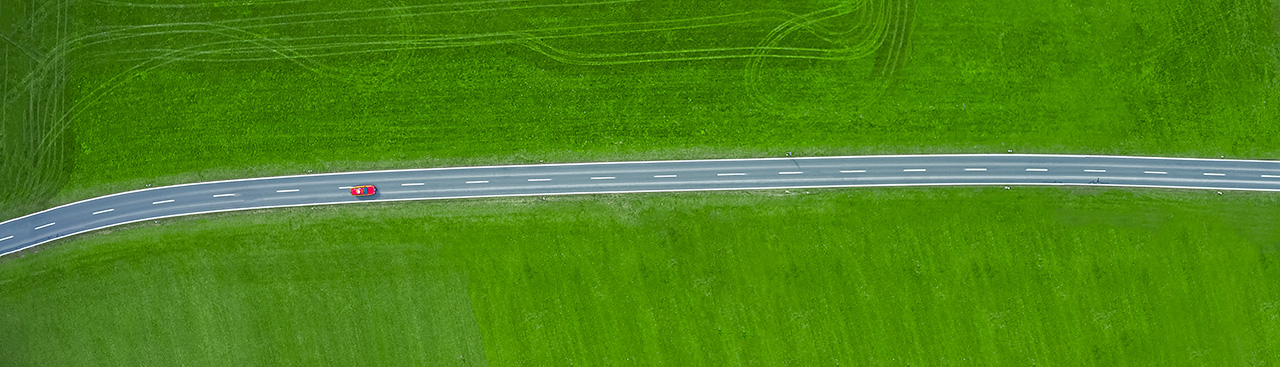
1;0;76;220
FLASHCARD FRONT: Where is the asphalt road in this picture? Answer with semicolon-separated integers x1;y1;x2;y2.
4;154;1280;257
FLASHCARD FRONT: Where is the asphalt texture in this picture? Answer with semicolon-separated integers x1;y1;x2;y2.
4;154;1280;257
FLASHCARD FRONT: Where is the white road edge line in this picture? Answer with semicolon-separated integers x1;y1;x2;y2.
1026;168;1048;172
466;181;489;184
839;170;866;173
92;209;115;215
1203;173;1225;176
8;153;1280;231
965;168;987;171
717;173;746;176
528;178;552;182
15;181;1280;258
1262;175;1280;178
152;200;174;205
591;177;616;180
34;223;55;230
0;236;12;242
903;169;926;172
1084;169;1107;173
654;175;677;178
778;171;803;175
401;183;425;186
276;189;300;193
1145;171;1167;175
213;194;236;198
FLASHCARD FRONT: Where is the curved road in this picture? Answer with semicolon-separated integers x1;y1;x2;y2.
4;154;1280;257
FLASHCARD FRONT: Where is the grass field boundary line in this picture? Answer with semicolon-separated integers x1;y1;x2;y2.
5;180;1280;258
4;154;1280;227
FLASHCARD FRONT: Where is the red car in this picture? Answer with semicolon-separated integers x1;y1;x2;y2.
350;185;377;196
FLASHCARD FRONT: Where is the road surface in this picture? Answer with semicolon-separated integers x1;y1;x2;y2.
4;154;1280;257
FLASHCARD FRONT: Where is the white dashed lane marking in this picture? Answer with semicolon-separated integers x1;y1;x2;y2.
34;223;55;230
276;189;300;193
466;181;489;184
1026;168;1048;172
654;175;678;178
1203;173;1225;176
1144;171;1167;175
778;171;803;175
92;209;115;215
338;186;353;189
0;236;12;242
401;183;425;186
528;178;552;182
903;169;926;172
1262;175;1280;178
964;168;987;171
213;194;236;198
152;200;175;205
591;177;616;180
839;170;866;173
1084;169;1107;173
717;173;746;176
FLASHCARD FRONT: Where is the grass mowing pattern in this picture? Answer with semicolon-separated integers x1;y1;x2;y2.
2;188;1278;365
2;0;1275;220
1;0;76;220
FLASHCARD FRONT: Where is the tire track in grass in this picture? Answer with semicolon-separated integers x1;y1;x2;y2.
0;0;75;220
73;5;886;70
98;12;800;64
62;0;894;77
866;0;914;104
8;0;925;206
744;0;914;115
21;0;910;126
45;0;644;124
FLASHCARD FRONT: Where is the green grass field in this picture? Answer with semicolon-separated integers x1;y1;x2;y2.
3;0;1278;218
2;188;1278;365
3;1;1280;364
